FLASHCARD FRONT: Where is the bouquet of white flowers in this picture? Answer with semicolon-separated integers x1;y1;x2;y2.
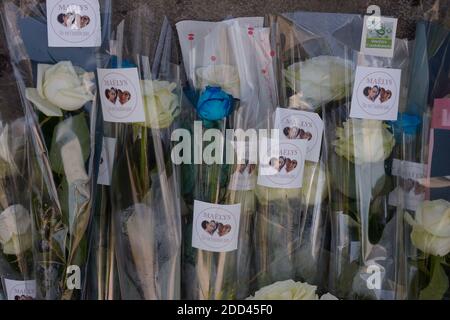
0;117;35;300
106;7;182;300
1;0;112;299
401;19;450;300
177;16;276;299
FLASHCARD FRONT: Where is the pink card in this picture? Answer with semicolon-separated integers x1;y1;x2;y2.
431;98;450;129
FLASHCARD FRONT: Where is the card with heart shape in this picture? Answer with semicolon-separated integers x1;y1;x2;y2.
192;201;241;253
46;0;101;47
350;66;401;121
274;108;324;163
257;138;307;189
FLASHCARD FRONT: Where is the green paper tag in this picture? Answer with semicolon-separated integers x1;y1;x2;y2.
360;16;398;58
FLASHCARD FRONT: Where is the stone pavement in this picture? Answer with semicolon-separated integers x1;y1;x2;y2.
0;0;448;119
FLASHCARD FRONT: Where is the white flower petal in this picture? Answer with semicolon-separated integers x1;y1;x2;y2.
418;200;450;237
411;226;450;257
37;64;52;99
196;64;240;98
247;280;319;300
25;88;63;117
320;293;339;300
407;200;450;256
285;56;353;106
334;119;395;164
0;205;31;245
141;80;180;129
2;232;32;256
30;61;95;113
288;93;314;111
43;73;91;111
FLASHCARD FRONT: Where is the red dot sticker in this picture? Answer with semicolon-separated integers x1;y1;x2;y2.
262;69;267;74
270;50;275;57
211;56;217;62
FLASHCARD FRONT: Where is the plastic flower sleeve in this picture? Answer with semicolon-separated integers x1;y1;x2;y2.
400;19;450;300
1;0;112;299
0;114;35;299
0;47;35;301
224;22;278;299
253;158;330;291
105;7;182;300
314;20;411;299
250;14;335;293
270;11;412;299
85;176;119;300
176;17;266;300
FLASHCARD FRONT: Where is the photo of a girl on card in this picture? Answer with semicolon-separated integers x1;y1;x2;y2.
105;88;118;104
202;220;218;235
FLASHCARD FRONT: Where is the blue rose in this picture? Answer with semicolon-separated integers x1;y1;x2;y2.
196;86;235;121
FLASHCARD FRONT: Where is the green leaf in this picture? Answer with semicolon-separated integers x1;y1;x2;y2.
49;114;90;175
419;256;449;300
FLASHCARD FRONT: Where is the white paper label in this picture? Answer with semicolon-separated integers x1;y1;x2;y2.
274;108;324;163
97;137;116;186
192;201;241;253
360;16;397;58
257;138;307;189
350;66;401;121
3;279;36;300
98;68;146;123
388;159;427;211
46;0;101;47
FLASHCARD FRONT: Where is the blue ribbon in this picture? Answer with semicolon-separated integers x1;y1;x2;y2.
110;56;137;69
389;112;422;141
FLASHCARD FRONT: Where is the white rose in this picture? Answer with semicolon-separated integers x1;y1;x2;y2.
333;119;395;164
196;64;240;98
0;205;32;256
320;293;339;300
141;80;180;129
284;56;353;107
302;162;327;206
405;200;450;257
247;280;338;300
25;61;95;117
247;280;318;300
